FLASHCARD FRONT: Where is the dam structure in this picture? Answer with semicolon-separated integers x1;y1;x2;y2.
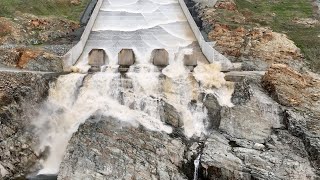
64;0;232;71
33;0;234;176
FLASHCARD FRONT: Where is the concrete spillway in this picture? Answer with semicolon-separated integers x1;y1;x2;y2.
65;0;231;72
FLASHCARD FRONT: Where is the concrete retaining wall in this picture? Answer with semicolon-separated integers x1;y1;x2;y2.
62;0;103;71
178;0;233;70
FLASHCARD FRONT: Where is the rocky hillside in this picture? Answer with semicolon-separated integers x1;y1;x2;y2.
0;0;90;72
196;0;320;72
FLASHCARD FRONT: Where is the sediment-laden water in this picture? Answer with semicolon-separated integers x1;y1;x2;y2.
32;0;233;175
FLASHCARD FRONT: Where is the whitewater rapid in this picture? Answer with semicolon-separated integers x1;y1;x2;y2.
32;0;234;175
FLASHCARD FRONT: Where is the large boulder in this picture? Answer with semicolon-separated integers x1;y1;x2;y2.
220;82;282;143
161;100;183;128
203;93;221;129
58;118;187;180
262;64;320;115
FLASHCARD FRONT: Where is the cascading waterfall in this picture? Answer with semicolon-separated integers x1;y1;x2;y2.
193;154;201;180
31;0;235;175
34;60;233;175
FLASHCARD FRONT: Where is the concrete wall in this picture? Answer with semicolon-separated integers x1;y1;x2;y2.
62;0;103;71
178;0;233;70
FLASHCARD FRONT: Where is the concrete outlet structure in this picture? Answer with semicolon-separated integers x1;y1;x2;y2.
151;49;169;67
118;49;135;66
118;49;135;72
183;54;198;66
88;49;107;72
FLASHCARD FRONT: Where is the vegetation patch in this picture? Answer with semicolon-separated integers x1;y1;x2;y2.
0;0;91;22
234;0;320;72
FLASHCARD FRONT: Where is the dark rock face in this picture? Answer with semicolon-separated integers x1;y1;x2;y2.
284;110;320;174
203;93;221;129
230;78;252;106
58;118;188;180
162;100;183;128
0;72;59;179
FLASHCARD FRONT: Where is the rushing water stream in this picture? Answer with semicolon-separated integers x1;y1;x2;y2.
31;0;234;176
193;154;201;180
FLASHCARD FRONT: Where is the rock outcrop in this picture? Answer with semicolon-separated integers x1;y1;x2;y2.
58;118;188;180
262;64;320;114
0;48;64;72
262;64;320;174
55;70;320;179
0;72;58;179
201;130;317;180
199;74;319;179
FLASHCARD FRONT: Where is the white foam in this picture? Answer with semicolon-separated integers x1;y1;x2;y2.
193;62;234;107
